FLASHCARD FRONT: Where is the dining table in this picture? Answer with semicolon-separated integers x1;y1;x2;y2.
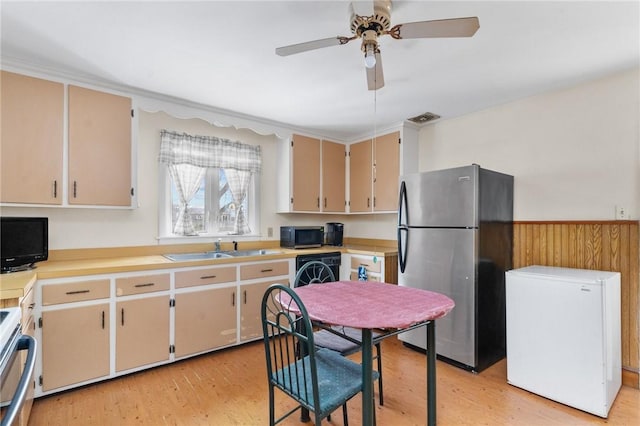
283;280;455;426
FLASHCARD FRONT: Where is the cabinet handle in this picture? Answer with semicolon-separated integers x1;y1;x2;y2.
102;311;105;329
73;181;77;198
243;290;247;304
200;275;217;279
324;198;327;208
121;308;125;326
260;269;273;273
28;303;35;310
373;197;376;208
367;197;370;208
53;180;57;198
232;292;235;306
317;197;320;208
66;290;90;295
134;283;155;288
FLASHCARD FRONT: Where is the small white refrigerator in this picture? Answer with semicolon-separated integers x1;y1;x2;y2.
505;266;621;418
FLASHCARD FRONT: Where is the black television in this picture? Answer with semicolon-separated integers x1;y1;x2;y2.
1;217;48;273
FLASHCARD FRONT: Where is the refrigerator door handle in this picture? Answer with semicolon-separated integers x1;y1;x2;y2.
398;225;408;273
398;180;408;226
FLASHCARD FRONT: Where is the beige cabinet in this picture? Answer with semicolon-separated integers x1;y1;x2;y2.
68;85;132;206
0;71;134;207
239;260;290;342
280;135;346;213
291;134;321;211
41;303;110;391
321;140;346;212
1;71;64;204
349;139;373;212
349;131;399;212
240;280;285;342
373;131;400;211
115;273;170;371
40;279;111;391
174;265;238;358
115;296;170;372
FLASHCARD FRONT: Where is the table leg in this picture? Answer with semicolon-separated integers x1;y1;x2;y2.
362;328;374;426
427;320;436;426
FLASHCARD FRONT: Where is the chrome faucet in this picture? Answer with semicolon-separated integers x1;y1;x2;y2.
232;240;238;251
215;238;221;252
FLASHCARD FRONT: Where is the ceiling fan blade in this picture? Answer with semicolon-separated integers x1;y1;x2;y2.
366;52;384;91
275;36;353;56
390;17;479;39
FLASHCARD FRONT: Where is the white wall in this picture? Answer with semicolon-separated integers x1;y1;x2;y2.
418;67;640;220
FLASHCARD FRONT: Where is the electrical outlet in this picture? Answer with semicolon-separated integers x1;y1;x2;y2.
615;205;628;220
267;227;273;237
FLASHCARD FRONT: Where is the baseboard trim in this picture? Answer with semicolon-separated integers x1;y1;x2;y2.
622;368;639;389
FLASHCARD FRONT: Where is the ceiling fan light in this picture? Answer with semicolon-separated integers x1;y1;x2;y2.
364;45;376;68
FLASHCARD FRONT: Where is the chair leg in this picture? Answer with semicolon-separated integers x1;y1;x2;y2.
342;403;349;426
268;386;276;426
375;343;384;406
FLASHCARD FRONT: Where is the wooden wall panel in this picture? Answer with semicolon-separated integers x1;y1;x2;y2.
513;221;640;376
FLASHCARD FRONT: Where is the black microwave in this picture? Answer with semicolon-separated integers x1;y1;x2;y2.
280;226;324;249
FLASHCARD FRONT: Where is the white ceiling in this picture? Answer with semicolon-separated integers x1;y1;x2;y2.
1;1;639;140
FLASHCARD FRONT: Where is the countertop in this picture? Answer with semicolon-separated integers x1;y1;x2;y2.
1;243;397;301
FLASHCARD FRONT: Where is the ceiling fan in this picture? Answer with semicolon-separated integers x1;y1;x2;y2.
275;0;480;90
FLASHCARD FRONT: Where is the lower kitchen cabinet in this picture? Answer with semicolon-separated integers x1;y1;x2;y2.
240;280;286;342
115;296;170;372
174;286;237;358
41;304;110;391
348;254;384;282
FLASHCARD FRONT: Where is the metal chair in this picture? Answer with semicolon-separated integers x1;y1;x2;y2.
261;283;367;426
294;261;385;406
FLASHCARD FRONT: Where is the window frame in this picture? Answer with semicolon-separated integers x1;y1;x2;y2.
157;164;260;242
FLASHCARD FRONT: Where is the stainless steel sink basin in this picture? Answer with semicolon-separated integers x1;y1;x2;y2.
227;249;282;257
163;252;234;261
163;249;281;261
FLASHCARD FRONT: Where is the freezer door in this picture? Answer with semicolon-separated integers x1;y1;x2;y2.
399;228;476;368
399;165;478;228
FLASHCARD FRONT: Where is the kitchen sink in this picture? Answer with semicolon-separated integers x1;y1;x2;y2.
163;249;282;261
163;252;234;261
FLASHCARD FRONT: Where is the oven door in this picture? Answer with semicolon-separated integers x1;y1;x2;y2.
0;334;37;426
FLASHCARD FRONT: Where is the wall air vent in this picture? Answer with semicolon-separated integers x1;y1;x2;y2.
408;112;441;124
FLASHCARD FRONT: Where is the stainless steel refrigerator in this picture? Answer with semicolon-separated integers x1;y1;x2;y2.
397;164;513;372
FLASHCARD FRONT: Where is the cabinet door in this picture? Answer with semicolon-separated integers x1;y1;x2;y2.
322;140;346;212
1;71;64;204
68;85;132;206
373;131;400;211
174;287;237;357
349;139;373;212
41;304;110;391
291;134;320;211
116;296;169;372
240;280;288;342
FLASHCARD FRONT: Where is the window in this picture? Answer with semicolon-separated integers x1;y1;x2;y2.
158;130;261;238
167;168;252;235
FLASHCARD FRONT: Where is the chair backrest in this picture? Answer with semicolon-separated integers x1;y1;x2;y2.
261;284;321;410
294;260;336;288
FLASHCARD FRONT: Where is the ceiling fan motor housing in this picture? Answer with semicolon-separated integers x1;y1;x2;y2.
349;0;392;37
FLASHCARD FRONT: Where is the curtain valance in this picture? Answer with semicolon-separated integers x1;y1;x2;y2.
159;130;261;173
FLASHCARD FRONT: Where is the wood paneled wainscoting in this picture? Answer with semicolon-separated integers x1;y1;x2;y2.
513;221;639;388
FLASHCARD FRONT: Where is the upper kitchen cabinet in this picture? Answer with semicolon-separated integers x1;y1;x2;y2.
68;85;133;206
277;134;346;213
0;71;136;208
349;131;400;213
321;139;346;212
1;71;64;204
373;131;400;211
291;134;321;211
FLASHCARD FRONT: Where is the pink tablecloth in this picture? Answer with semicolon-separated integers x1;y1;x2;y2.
285;281;455;329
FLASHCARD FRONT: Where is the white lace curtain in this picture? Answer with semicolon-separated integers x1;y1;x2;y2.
159;130;262;235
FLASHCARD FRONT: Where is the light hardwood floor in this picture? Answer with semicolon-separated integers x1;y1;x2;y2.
29;337;640;425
